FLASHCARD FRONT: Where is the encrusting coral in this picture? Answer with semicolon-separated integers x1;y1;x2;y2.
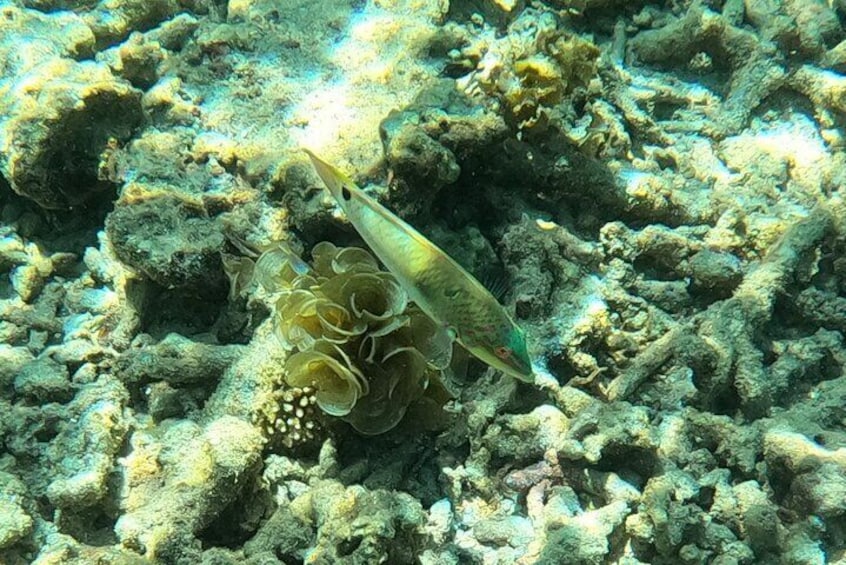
234;241;454;435
457;10;600;133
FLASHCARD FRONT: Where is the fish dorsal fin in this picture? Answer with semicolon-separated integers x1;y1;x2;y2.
479;271;509;302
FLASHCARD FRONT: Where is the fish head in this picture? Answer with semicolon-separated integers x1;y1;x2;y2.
303;149;355;204
472;323;534;383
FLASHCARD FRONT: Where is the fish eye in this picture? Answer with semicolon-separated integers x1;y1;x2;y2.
341;185;352;201
494;346;512;359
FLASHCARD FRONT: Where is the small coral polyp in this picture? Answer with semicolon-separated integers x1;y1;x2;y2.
256;241;451;435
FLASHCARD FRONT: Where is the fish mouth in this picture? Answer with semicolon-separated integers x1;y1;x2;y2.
475;348;534;383
459;341;535;384
504;364;535;384
505;351;536;383
303;149;344;195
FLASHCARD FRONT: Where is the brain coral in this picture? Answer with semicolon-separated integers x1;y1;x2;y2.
254;241;453;435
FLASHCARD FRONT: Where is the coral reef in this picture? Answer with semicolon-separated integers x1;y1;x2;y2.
105;185;228;289
629;3;787;138
454;8;601;133
0;58;143;209
114;417;264;561
0;5;149;209
2;0;846;563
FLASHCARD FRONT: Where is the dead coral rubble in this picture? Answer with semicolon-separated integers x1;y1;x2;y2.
607;205;833;413
3;0;846;562
630;4;787;138
0;6;146;209
405;0;846;560
105;187;227;289
0;61;143;209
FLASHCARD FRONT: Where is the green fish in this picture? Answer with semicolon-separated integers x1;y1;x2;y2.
305;150;534;383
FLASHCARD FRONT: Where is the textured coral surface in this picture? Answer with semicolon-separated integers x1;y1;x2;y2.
1;0;846;564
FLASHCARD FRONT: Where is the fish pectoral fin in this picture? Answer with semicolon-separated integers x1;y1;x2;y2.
443;286;462;299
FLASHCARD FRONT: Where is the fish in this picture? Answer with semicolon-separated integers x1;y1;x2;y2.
304;149;534;383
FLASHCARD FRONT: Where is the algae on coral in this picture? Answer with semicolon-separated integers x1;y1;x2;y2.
251;241;453;435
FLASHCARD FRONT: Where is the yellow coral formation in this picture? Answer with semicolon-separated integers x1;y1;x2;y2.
254;241;453;435
506;32;599;130
461;21;600;132
271;386;320;449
